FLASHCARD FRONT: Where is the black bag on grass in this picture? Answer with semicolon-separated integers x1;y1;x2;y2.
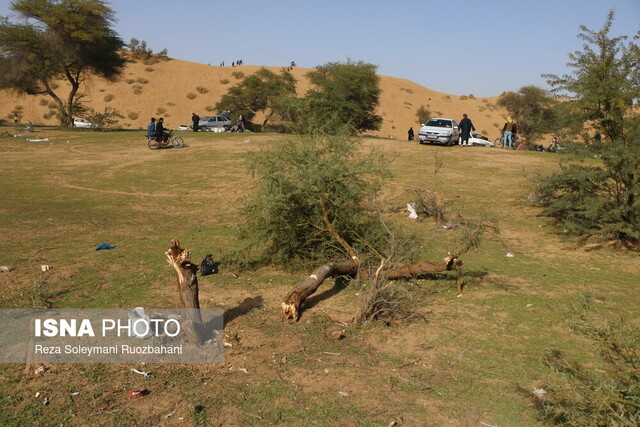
200;254;217;276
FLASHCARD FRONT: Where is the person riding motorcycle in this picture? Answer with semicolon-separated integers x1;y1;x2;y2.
155;117;169;143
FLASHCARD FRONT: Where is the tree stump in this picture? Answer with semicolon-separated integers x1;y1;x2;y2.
166;239;204;344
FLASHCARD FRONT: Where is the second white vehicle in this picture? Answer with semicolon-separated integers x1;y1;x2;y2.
461;132;494;147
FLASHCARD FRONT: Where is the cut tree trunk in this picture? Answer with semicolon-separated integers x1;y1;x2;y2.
281;262;359;321
166;239;204;344
281;256;463;320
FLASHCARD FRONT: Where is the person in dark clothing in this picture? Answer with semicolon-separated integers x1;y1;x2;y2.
192;113;200;132
155;117;169;142
459;114;475;146
408;127;415;141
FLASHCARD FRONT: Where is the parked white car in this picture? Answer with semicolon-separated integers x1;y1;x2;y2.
461;132;494;147
73;118;98;129
417;118;460;146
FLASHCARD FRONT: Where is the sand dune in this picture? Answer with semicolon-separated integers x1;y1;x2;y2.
0;58;508;140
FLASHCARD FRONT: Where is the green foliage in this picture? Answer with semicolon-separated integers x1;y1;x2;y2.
543;10;640;142
125;38;168;64
240;128;391;267
535;295;640;426
536;12;640;248
0;0;125;127
302;60;382;134
536;135;640;246
215;67;296;129
415;105;431;124
498;85;557;144
86;106;123;130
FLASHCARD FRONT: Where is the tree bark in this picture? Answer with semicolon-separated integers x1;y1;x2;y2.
166;239;204;344
281;262;359;321
281;255;463;320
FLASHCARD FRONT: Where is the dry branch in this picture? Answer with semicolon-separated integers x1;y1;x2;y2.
281;255;463;320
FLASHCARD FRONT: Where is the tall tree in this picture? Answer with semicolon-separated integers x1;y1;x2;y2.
215;67;296;129
498;85;556;143
536;11;640;248
0;0;125;127
542;10;639;142
304;60;382;134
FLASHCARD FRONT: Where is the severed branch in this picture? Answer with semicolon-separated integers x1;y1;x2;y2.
166;238;204;344
281;254;463;320
281;262;359;321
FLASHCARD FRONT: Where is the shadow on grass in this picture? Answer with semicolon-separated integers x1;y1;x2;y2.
223;296;264;326
298;276;350;320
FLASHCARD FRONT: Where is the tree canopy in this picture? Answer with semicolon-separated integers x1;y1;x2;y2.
0;0;125;126
215;67;296;129
536;11;640;248
498;85;556;143
303;60;382;134
543;10;639;142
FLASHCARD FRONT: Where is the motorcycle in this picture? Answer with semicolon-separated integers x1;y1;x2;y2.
147;129;184;150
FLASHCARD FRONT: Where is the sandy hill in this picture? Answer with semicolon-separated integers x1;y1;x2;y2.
0;58;508;140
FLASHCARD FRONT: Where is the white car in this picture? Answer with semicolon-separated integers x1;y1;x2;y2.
73;118;98;129
460;132;494;147
417;118;460;146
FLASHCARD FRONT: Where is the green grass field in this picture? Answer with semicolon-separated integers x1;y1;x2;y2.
1;126;638;426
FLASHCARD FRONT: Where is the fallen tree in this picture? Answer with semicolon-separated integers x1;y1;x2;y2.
281;255;463;321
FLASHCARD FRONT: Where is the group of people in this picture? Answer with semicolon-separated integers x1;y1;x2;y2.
146;117;168;142
459;114;518;148
407;114;520;149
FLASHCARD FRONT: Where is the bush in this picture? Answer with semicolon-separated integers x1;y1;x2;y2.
196;86;209;94
103;94;114;102
127;112;139;120
535;137;640;247
144;67;154;72
232;71;244;79
240;128;391;267
186;93;197;100
219;78;230;84
534;294;640;425
136;77;148;84
415;105;431;124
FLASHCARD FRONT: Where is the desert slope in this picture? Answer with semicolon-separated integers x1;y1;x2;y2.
0;58;508;140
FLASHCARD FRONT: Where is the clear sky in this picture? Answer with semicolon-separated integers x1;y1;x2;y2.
1;0;638;97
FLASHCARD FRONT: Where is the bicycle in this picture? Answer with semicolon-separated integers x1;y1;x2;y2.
147;129;184;150
494;133;518;149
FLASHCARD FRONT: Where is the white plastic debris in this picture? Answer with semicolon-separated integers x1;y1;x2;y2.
40;265;50;272
533;388;546;398
407;203;418;219
131;368;151;377
26;138;49;142
337;391;350;397
506;252;514;258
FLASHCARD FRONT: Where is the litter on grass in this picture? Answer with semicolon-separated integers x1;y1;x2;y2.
95;243;116;250
407;203;418;219
131;368;151;377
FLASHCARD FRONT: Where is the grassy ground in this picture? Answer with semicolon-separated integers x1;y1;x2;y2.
0;125;638;426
